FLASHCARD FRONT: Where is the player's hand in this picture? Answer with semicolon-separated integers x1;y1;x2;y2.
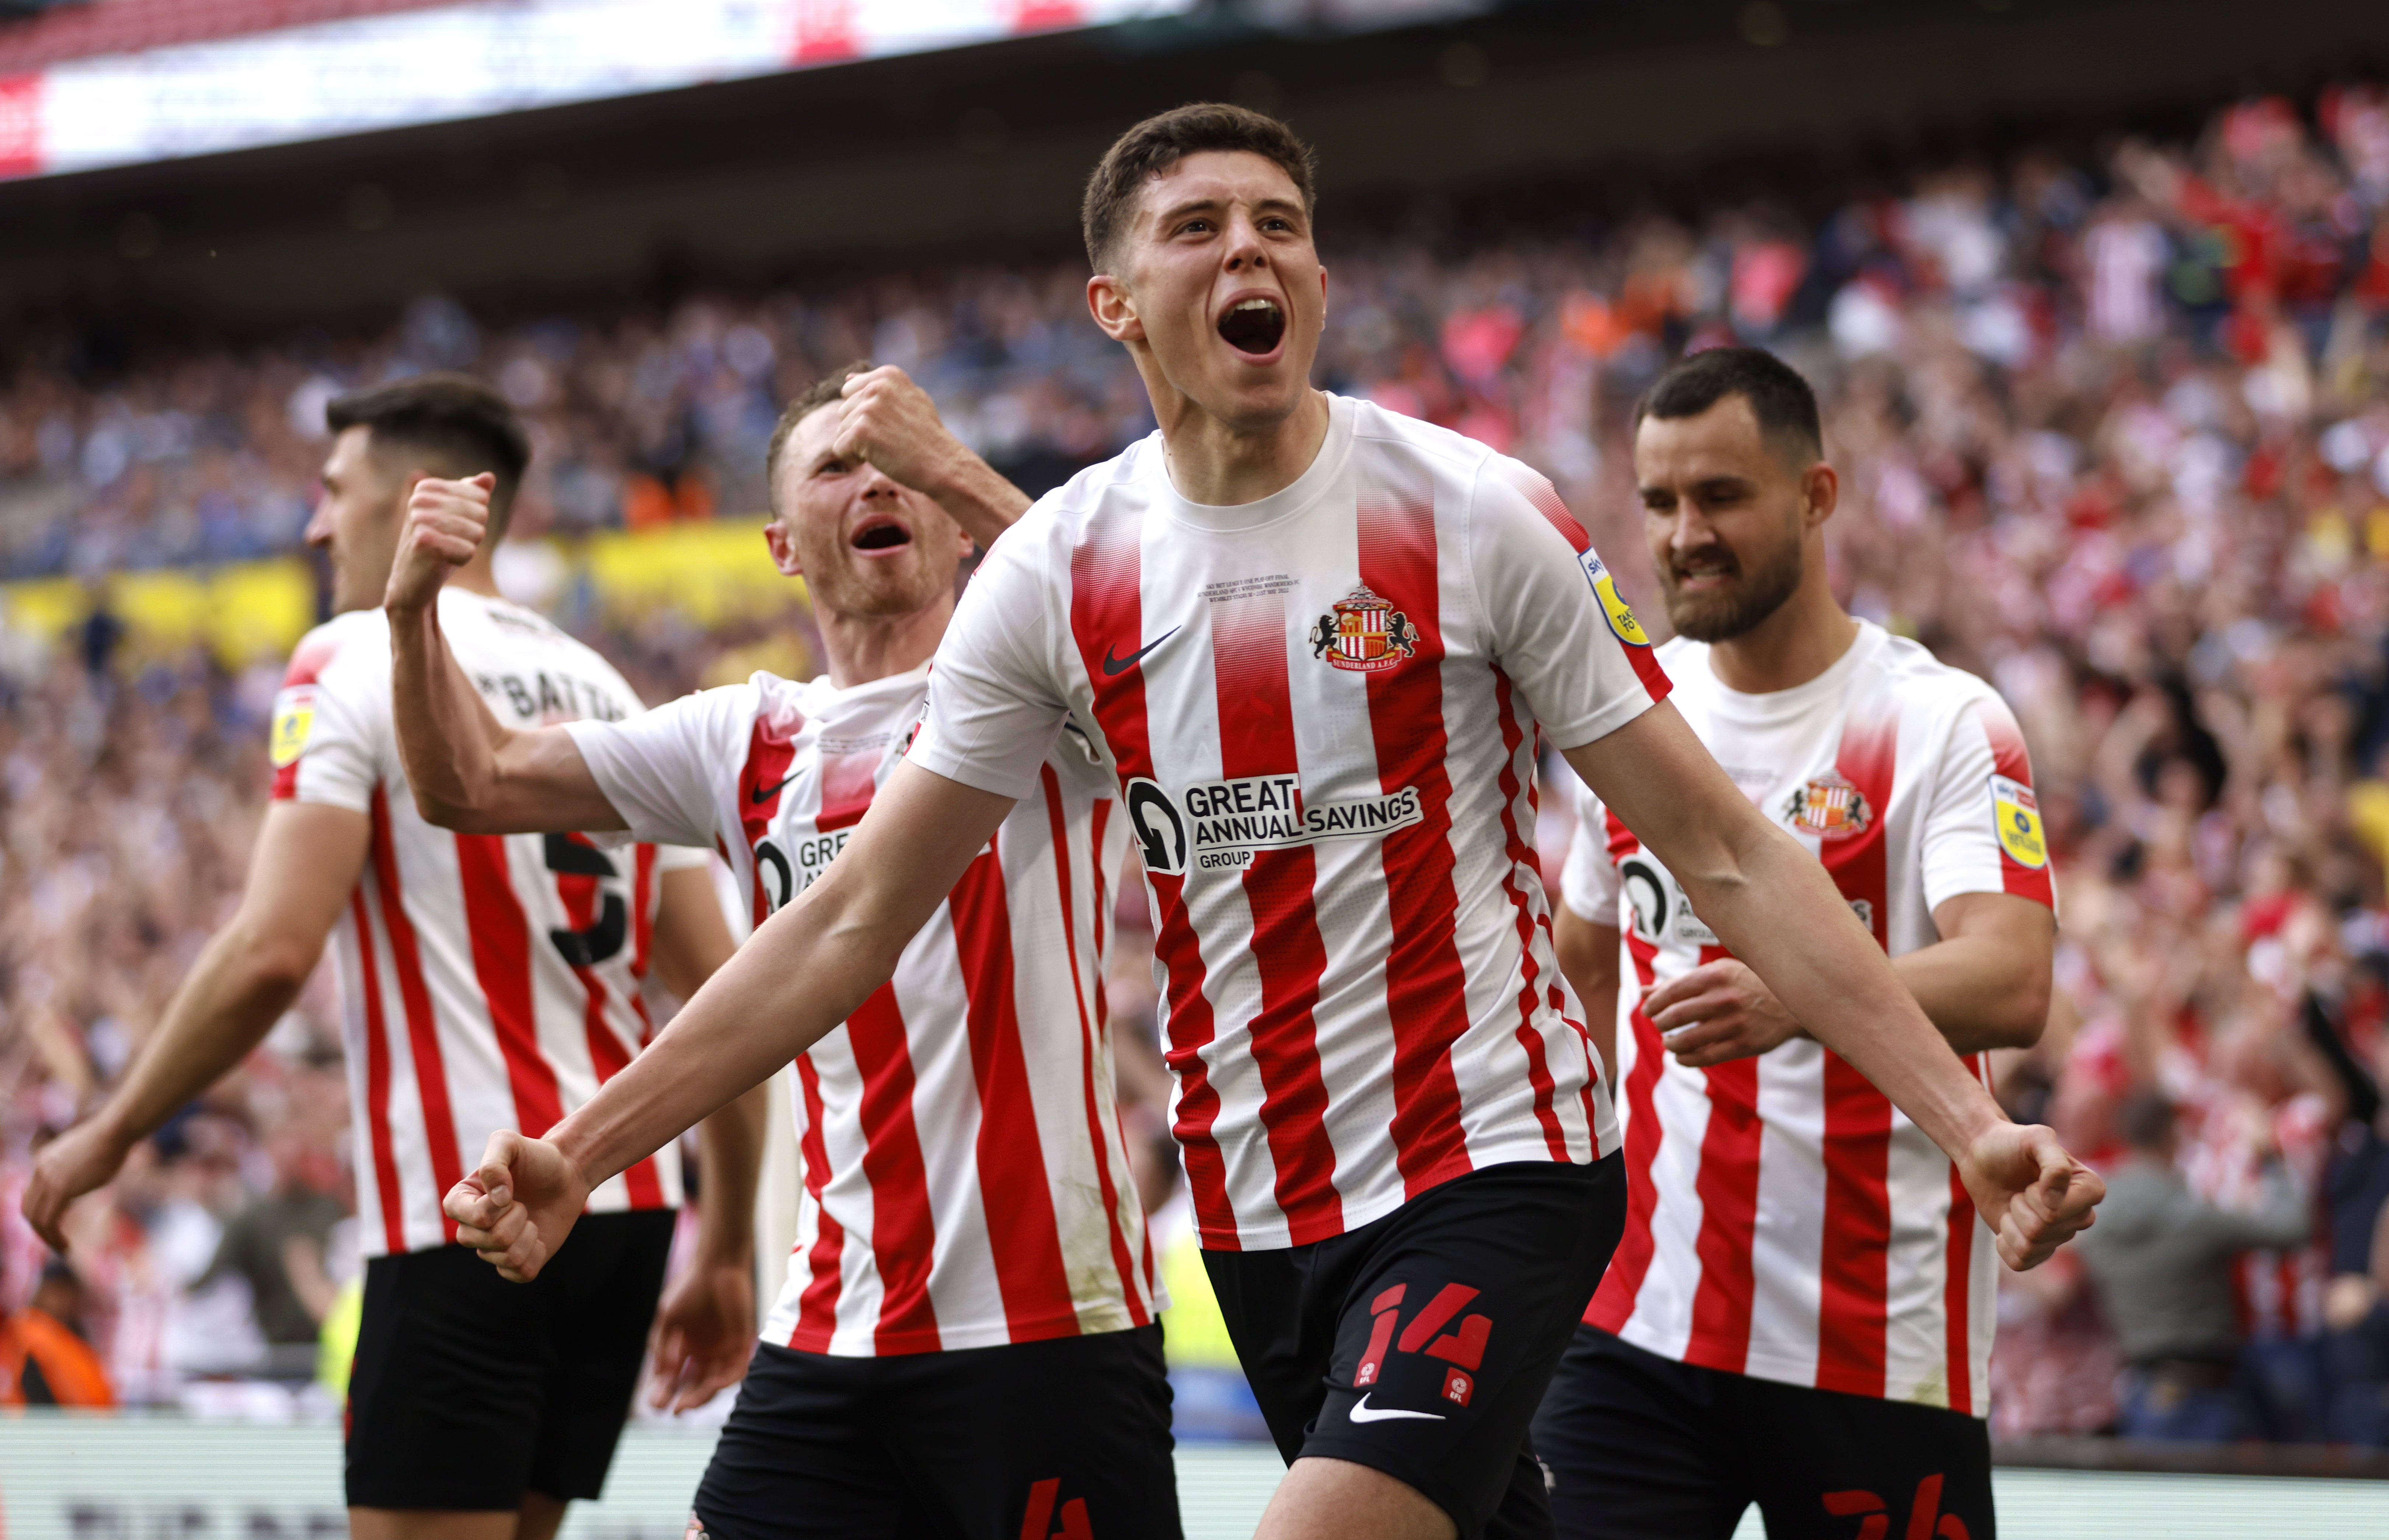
1645;959;1805;1068
833;366;964;499
442;1129;589;1283
1956;1121;2103;1272
647;1258;756;1414
385;472;495;614
21;1116;136;1254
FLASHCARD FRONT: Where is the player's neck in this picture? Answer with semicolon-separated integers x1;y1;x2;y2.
1705;580;1860;696
815;595;954;691
1152;382;1331;508
444;557;503;600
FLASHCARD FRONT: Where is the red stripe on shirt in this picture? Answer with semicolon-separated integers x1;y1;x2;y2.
1043;765;1148;1325
1211;594;1343;1242
1489;664;1570;1158
1683;970;1763;1373
737;717;801;926
1977;703;2056;907
369;787;462;1241
949;844;1082;1337
1944;1159;1978;1416
1812;715;1899;1398
1356;467;1474;1197
1588;816;1668;1331
455;833;566;1139
786;1055;847;1352
349;889;407;1254
845;984;943;1352
553;833;664;1208
1069;516;1237;1247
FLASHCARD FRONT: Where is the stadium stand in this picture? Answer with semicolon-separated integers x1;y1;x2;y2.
4;75;2389;1449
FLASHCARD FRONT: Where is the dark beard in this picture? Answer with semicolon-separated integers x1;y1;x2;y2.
1661;546;1804;643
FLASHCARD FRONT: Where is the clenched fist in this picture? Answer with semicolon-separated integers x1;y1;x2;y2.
443;1129;591;1283
831;366;970;503
1955;1121;2104;1272
385;472;495;614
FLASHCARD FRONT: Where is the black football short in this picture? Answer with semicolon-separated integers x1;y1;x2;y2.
345;1209;676;1511
1530;1328;1995;1540
1203;1155;1627;1540
691;1323;1180;1540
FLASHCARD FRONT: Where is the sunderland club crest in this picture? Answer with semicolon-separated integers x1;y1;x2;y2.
1785;770;1873;841
1309;585;1418;674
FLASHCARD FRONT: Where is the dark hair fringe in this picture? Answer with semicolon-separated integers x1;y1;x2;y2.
324;372;531;540
1081;103;1319;275
1633;346;1824;462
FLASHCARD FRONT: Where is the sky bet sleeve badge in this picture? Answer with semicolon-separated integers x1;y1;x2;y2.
269;685;317;768
1991;774;2048;868
1578;550;1651;647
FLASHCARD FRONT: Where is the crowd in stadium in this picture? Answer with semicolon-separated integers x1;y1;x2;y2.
6;80;2389;1443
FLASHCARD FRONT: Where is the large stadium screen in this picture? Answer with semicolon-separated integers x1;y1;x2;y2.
0;0;1198;181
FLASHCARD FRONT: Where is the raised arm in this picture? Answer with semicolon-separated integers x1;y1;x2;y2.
382;473;623;835
1565;701;2101;1270
831;366;1032;551
24;800;367;1251
445;761;1017;1280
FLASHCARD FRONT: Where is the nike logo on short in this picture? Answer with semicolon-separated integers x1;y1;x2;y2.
1102;628;1179;676
750;773;796;805
1347;1394;1446;1424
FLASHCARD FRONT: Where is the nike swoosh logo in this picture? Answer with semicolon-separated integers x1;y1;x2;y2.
1102;627;1179;676
750;773;797;805
1347;1393;1446;1424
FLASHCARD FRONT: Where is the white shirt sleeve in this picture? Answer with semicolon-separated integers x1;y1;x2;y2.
906;529;1071;800
1468;457;1672;750
565;686;748;850
273;623;383;814
1918;690;2058;915
1561;781;1623;924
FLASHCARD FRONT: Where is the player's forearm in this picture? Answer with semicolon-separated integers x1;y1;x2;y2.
692;1085;769;1265
387;596;512;829
94;923;314;1150
548;879;910;1190
920;449;1032;550
1686;828;2005;1158
1892;937;2051;1055
1553;912;1621;1086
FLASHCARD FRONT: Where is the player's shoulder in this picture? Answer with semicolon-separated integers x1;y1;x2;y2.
1344;395;1509;480
1859;624;2005;717
282;607;391;692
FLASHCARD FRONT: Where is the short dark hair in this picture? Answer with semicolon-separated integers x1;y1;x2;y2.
2118;1088;2178;1154
1633;346;1824;464
325;373;532;540
762;362;871;517
1082;103;1318;275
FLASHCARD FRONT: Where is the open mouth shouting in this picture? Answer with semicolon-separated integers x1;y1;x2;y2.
849;512;914;553
1217;295;1287;357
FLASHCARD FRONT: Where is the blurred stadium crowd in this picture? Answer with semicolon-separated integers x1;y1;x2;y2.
8;81;2389;1440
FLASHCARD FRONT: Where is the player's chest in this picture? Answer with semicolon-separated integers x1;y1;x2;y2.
738;719;912;914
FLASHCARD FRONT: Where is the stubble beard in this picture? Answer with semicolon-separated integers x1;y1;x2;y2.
1660;542;1805;644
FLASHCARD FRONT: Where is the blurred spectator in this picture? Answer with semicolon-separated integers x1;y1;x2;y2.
196;1126;347;1380
0;1258;114;1408
2076;1090;2311;1440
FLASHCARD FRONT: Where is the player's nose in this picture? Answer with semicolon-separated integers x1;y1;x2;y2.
302;498;334;548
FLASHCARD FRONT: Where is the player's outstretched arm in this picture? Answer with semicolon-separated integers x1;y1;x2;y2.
1566;702;2102;1271
832;366;1032;550
23;801;368;1252
645;864;768;1412
445;761;1017;1281
382;473;624;835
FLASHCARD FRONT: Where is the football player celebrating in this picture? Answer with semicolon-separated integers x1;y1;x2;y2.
23;375;755;1540
442;109;2100;1540
1532;348;2060;1540
385;366;1177;1539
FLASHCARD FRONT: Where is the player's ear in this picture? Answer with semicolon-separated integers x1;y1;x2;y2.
1803;461;1839;529
1087;273;1143;344
764;516;804;578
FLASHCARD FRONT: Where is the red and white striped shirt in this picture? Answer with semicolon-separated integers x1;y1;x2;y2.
271;589;696;1258
1562;622;2055;1414
566;664;1159;1355
909;394;1668;1251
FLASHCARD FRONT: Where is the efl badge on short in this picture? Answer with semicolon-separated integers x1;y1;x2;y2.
1579;550;1651;647
269;685;317;768
1786;771;1873;840
1310;585;1418;674
1991;775;2047;868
